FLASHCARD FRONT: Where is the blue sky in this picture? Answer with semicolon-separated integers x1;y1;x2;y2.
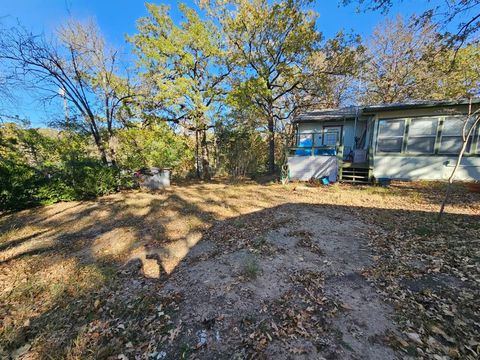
0;0;437;125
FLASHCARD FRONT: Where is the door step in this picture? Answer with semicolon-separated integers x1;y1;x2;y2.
339;166;372;184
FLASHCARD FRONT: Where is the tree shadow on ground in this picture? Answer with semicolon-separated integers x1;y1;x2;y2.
0;185;479;359
386;181;479;207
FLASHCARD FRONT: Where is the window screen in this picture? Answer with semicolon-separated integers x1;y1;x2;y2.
324;132;338;146
439;116;475;154
377;119;405;153
322;127;342;146
379;120;405;137
406;118;438;154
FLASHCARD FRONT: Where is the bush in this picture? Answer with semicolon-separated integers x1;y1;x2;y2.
0;159;40;210
0;124;137;211
216;124;268;177
0;158;134;211
115;123;194;177
62;160;120;198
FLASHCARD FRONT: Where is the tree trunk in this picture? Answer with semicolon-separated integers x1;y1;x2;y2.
106;108;117;166
200;129;211;180
86;118;108;165
267;115;275;174
107;128;117;166
108;145;117;167
195;129;201;179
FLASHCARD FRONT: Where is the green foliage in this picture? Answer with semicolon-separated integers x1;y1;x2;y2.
129;3;226;113
221;0;321;120
216;123;268;177
115;123;194;176
128;3;228;179
0;124;134;211
436;45;480;99
0;158;40;209
211;0;341;172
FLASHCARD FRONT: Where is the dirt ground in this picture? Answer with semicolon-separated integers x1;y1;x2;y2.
0;181;479;359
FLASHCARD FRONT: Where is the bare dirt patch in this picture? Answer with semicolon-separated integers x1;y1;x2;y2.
0;181;479;359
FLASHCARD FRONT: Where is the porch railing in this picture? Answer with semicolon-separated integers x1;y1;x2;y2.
288;145;341;157
290;131;343;157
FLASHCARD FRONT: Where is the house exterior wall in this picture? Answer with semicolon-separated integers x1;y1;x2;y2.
291;103;480;182
373;156;480;180
371;105;480;181
297;119;368;150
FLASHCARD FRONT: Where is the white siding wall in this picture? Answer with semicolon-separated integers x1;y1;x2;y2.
371;105;480;181
373;156;480;180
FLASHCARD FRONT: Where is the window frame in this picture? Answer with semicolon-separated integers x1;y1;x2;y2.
322;125;343;146
375;114;480;157
376;119;406;153
405;117;439;155
438;115;477;155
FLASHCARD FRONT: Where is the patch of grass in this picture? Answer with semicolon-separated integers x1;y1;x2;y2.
253;235;268;248
8;278;47;302
179;342;192;359
65;327;89;360
241;256;261;280
362;186;391;195
0;227;17;244
409;190;423;203
0;324;17;350
413;225;436;237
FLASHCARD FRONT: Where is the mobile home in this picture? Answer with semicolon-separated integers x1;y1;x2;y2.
288;99;480;183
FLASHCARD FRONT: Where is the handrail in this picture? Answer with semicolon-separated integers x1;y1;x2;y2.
288;145;341;157
289;146;336;150
292;131;344;157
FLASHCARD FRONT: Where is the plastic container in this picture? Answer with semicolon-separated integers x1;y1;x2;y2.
138;167;170;190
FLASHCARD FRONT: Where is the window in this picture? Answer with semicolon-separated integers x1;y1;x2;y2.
323;126;342;146
377;119;405;153
439;116;475;154
406;118;438;154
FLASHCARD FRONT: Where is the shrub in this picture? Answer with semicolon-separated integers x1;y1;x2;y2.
0;124;137;210
216;124;268;177
0;159;39;209
115;123;194;177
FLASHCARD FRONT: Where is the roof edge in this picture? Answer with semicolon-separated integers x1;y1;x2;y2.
294;98;480;123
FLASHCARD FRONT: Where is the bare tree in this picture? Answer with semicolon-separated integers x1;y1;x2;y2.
343;0;480;50
439;100;480;219
0;22;16;112
358;15;441;104
0;20;135;164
